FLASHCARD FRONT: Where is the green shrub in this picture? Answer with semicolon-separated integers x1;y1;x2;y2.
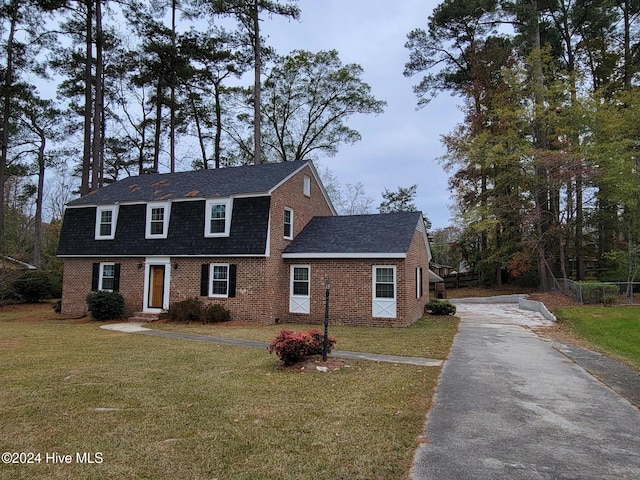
162;297;204;322
425;299;456;316
12;271;52;303
579;282;619;305
86;291;125;321
268;329;337;366
203;303;231;323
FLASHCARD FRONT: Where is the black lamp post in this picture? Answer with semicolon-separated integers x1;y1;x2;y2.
323;277;330;362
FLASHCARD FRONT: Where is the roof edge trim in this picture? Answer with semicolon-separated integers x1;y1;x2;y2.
282;253;406;259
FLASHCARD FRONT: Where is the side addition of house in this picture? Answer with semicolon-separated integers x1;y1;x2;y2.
57;161;432;327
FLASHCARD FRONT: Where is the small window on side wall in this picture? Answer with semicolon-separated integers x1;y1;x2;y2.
284;208;294;239
303;175;311;197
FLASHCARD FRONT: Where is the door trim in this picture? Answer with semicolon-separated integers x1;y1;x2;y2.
142;257;171;312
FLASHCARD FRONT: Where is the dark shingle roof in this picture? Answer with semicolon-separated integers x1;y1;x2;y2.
283;212;424;256
67;161;310;207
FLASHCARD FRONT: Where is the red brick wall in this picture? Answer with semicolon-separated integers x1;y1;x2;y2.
282;257;421;327
266;165;334;321
60;258;146;317
402;228;431;322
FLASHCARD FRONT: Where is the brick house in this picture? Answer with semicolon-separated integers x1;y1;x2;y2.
57;161;432;327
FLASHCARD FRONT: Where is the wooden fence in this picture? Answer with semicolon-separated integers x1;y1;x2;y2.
440;272;480;289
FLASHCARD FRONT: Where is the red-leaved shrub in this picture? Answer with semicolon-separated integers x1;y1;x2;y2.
268;329;337;366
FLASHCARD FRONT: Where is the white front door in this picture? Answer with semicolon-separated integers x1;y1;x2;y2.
289;265;310;314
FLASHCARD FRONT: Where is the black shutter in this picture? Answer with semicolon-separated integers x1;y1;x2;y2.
91;263;100;291
200;264;209;296
228;264;237;298
113;264;121;292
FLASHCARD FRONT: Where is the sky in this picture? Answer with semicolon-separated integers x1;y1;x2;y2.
262;0;463;229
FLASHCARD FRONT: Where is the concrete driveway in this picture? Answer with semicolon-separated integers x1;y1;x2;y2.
411;301;640;480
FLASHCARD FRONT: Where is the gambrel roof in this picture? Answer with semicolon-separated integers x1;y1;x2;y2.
282;211;431;259
67;161;320;207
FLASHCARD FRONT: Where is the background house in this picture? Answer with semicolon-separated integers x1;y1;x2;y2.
57;161;431;326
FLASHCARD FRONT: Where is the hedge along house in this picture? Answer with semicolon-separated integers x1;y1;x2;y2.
57;160;432;326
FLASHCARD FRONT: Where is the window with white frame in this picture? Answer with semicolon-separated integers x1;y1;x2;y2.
284;208;294;239
145;202;170;238
92;262;120;292
101;264;115;291
416;267;423;299
210;264;229;297
292;266;309;295
95;206;118;240
375;267;395;299
303;175;311;197
205;199;232;237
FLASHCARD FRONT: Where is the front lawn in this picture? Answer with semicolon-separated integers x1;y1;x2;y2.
555;306;640;369
0;305;458;480
150;315;458;359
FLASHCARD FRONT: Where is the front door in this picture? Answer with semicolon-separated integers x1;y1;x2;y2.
148;265;166;309
289;265;310;314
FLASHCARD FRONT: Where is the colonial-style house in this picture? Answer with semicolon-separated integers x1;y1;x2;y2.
57;161;432;327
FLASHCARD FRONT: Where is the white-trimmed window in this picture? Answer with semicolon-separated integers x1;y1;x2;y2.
92;262;120;292
303;175;311;197
145;202;170;239
95;206;118;240
205;199;232;237
210;264;229;297
375;267;395;298
284;207;294;239
200;263;236;298
416;267;423;299
372;266;397;318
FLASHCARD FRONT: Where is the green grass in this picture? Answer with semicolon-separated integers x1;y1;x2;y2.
0;305;458;480
555;306;640;369
150;316;458;359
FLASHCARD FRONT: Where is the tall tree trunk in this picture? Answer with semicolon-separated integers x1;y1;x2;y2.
169;0;176;172
81;0;93;195
621;0;633;90
529;0;551;285
252;0;261;164
34;129;45;269
189;93;208;169
91;0;103;191
214;82;222;168
0;3;17;253
153;78;163;171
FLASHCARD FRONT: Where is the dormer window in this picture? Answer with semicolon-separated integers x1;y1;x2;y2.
205;199;232;237
95;205;118;240
145;202;170;239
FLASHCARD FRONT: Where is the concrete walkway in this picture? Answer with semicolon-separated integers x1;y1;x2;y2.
411;302;640;480
100;323;443;367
